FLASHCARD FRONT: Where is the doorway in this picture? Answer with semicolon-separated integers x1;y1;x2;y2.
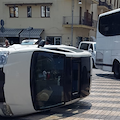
54;37;61;45
46;36;62;45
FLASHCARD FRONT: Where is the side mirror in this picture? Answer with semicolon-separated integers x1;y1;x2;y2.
88;48;93;53
38;40;45;48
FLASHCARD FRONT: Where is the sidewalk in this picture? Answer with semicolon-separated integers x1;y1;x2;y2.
42;69;120;120
5;69;120;120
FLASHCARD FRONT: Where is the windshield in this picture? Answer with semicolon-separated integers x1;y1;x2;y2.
80;43;89;50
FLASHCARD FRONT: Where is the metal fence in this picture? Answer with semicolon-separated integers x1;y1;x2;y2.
99;0;113;9
63;16;97;28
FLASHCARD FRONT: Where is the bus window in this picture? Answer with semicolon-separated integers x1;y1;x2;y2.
31;52;65;110
99;12;120;36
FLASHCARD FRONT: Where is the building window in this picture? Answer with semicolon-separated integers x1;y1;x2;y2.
41;6;50;18
9;6;18;18
27;6;32;17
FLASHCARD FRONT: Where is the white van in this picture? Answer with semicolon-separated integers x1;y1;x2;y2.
78;41;96;67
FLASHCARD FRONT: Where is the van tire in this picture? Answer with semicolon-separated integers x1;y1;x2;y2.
92;59;95;68
113;60;120;79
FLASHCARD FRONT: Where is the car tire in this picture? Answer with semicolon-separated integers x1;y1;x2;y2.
113;60;120;79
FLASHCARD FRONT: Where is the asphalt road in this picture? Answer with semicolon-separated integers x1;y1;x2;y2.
1;68;120;120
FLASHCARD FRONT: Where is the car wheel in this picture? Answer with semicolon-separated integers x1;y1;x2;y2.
113;60;120;79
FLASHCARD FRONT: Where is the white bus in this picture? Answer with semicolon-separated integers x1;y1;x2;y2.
96;8;120;78
0;44;92;116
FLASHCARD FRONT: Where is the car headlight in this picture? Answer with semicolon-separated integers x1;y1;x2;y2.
0;51;9;65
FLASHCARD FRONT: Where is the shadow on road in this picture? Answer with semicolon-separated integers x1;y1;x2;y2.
96;73;114;78
96;73;120;80
0;101;92;120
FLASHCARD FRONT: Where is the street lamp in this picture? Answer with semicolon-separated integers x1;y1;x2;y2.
27;27;33;39
78;0;82;4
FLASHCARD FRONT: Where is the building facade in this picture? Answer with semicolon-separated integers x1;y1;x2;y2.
0;0;119;46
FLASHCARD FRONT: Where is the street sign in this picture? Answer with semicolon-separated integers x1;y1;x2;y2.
1;26;5;33
1;19;4;26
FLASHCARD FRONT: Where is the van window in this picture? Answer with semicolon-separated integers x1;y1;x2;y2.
89;44;93;50
80;43;89;50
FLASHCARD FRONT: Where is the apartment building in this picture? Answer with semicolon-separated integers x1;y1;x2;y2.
0;0;119;46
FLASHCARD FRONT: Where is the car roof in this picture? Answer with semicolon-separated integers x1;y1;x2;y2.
21;39;38;45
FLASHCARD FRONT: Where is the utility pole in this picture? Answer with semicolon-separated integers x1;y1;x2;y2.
71;0;74;46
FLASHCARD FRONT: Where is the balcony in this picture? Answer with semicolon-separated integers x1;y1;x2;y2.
63;16;97;30
98;0;112;11
92;0;99;4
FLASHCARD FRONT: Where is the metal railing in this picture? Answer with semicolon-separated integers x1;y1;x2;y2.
99;0;113;10
108;4;113;9
63;16;97;28
99;0;109;8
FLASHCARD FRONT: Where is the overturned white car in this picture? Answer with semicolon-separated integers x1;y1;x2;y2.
0;44;92;116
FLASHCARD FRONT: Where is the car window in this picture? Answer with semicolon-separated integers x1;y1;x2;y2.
94;44;96;51
80;43;89;50
31;52;65;109
89;44;93;50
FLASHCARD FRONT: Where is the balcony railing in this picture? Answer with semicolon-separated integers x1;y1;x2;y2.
108;4;113;9
63;16;97;28
98;0;112;9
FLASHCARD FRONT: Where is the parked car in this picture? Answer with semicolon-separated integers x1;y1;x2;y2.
21;39;39;45
78;41;96;67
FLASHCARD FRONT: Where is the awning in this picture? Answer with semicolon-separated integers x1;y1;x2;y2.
20;29;44;38
0;29;23;37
